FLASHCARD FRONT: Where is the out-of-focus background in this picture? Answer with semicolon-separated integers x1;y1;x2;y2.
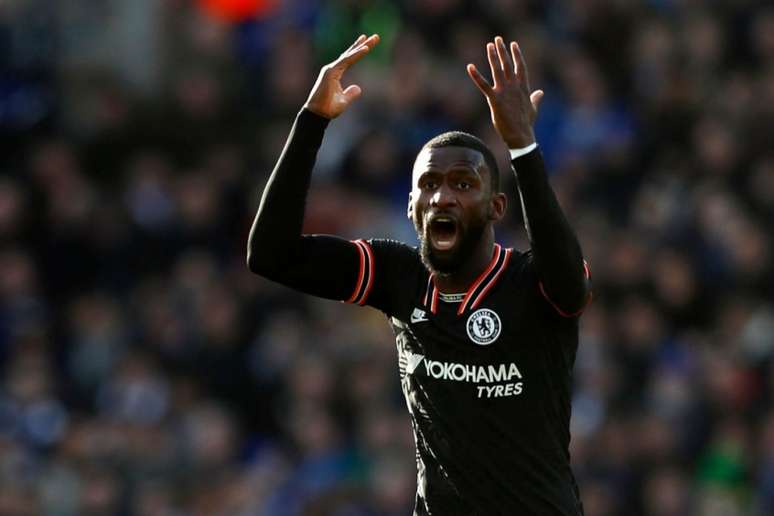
0;0;772;514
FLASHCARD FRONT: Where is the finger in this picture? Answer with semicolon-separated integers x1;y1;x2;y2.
511;41;530;86
332;45;369;72
345;34;367;53
495;36;511;78
340;34;380;61
467;64;493;96
357;33;380;51
530;89;544;112
486;43;502;86
335;36;379;70
337;33;379;56
342;84;362;103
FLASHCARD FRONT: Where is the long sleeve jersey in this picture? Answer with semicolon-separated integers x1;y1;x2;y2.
247;109;591;516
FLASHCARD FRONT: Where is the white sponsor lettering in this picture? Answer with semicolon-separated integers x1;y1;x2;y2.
476;382;523;398
465;364;476;382
422;359;522;384
489;364;506;382
401;353;525;399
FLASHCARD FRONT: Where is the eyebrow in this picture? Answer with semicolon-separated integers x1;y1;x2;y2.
419;162;481;175
423;159;479;167
416;168;484;186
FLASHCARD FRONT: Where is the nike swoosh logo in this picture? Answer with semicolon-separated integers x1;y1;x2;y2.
411;309;428;323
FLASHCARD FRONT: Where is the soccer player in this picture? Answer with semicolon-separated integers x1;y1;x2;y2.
248;34;591;516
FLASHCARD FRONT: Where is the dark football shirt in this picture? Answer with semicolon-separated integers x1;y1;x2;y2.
345;239;586;516
248;109;591;516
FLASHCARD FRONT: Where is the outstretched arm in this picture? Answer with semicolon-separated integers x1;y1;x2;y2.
247;35;381;300
467;37;590;316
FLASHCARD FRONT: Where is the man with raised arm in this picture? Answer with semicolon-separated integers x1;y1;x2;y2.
248;33;591;516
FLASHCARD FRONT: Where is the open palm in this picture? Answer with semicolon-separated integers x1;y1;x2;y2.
304;34;380;119
467;36;544;149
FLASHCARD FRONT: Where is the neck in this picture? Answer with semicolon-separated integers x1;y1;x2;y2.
434;227;495;293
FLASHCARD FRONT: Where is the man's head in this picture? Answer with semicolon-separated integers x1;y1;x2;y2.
424;132;501;191
408;132;507;276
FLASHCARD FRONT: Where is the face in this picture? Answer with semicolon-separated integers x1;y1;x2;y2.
409;146;505;275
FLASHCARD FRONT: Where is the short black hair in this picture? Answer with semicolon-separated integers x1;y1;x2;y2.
421;131;500;192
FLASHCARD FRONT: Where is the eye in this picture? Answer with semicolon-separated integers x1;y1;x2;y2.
421;180;438;190
457;180;471;190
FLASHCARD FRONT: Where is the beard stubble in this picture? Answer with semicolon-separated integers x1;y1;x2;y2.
418;216;487;277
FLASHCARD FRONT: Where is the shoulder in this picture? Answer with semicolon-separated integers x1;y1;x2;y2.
509;249;587;323
501;248;552;297
363;238;421;265
493;247;541;304
501;247;533;282
351;238;424;291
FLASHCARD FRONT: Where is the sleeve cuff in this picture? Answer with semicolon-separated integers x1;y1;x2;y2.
294;108;331;148
298;107;331;125
509;142;538;160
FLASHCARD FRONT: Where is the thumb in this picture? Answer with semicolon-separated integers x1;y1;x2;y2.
342;84;362;104
530;89;544;112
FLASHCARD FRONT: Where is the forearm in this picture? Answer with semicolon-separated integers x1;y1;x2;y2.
513;148;589;313
247;108;329;275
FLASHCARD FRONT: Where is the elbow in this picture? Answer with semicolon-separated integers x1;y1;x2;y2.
246;248;261;274
246;222;301;278
246;233;295;279
563;260;592;312
246;233;275;276
568;279;593;314
246;220;274;275
246;245;277;277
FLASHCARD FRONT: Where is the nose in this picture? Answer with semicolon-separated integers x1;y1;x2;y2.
430;183;457;208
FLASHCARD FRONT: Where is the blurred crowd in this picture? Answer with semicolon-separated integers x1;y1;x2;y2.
1;0;773;515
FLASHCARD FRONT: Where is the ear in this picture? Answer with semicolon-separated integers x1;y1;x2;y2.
489;192;507;222
407;192;413;220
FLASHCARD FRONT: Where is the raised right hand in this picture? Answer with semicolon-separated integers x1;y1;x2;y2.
304;34;380;119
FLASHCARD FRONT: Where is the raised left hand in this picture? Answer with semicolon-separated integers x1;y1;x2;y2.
467;36;544;149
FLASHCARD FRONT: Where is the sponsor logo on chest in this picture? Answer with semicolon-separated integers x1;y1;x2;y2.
402;352;524;399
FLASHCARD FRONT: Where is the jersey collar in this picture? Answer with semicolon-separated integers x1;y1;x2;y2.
423;244;513;316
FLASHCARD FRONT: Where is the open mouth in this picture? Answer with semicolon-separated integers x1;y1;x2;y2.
427;216;459;251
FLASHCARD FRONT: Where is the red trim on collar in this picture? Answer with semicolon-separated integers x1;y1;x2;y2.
457;244;502;315
470;248;512;310
423;274;433;306
430;280;439;314
423;274;440;314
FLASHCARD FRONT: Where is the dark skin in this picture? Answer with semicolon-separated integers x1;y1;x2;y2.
305;34;545;294
409;147;506;292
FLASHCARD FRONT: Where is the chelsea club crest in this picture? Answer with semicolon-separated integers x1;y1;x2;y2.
466;309;502;345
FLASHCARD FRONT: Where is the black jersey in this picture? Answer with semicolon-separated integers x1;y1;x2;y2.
344;239;586;516
247;109;591;516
